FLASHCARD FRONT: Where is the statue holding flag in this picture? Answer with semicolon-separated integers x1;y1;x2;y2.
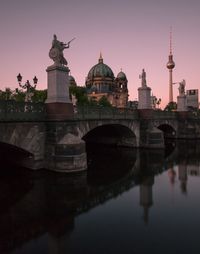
49;34;75;66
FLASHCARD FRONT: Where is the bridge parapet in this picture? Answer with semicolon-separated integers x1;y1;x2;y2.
0;101;199;122
152;110;178;119
153;110;200;120
0;100;46;121
75;106;139;120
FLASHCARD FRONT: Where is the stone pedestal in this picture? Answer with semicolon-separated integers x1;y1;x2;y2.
139;123;165;148
177;95;187;112
45;123;87;173
46;137;87;173
46;64;74;120
146;127;165;148
138;86;152;109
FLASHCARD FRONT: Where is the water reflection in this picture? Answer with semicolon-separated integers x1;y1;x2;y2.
0;140;200;253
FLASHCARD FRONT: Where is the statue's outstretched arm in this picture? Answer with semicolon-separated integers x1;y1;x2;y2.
64;43;70;48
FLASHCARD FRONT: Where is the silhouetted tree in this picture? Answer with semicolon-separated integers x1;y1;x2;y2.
0;88;13;100
164;101;177;111
32;89;47;102
98;96;112;107
13;88;25;102
69;86;89;105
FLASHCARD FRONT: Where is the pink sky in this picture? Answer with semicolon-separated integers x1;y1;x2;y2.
1;0;200;108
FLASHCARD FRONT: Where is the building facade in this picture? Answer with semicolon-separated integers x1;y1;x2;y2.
85;54;129;108
186;89;199;110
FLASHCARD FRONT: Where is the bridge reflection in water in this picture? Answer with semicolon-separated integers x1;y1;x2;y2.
0;140;200;254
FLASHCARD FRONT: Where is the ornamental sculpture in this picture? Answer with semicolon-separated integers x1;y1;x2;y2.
178;79;186;96
49;34;75;66
139;69;147;87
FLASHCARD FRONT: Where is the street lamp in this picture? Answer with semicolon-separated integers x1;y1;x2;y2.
17;73;22;84
17;73;38;102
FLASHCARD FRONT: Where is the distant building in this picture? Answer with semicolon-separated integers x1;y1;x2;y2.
85;53;129;108
186;89;199;110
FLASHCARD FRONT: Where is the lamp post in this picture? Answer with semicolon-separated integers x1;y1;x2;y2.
17;73;38;102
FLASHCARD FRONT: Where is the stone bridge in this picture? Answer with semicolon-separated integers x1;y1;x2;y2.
0;101;200;172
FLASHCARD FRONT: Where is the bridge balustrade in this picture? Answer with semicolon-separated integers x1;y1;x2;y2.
75;106;139;120
0;100;199;122
0;100;46;121
153;110;178;119
153;110;200;120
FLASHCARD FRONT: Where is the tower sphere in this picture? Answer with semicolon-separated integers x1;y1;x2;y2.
167;55;175;69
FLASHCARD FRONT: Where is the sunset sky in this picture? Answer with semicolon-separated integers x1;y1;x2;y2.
1;0;200;107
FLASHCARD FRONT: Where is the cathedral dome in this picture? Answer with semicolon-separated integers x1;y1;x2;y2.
87;54;114;80
69;75;75;82
68;75;77;86
117;70;127;81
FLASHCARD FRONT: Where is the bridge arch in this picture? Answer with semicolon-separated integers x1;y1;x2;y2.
157;124;176;139
53;120;139;172
0;122;45;167
82;123;137;147
0;141;33;165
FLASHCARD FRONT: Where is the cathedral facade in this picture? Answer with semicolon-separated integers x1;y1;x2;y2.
85;54;129;108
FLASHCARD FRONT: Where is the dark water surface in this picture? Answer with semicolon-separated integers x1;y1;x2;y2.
0;140;200;254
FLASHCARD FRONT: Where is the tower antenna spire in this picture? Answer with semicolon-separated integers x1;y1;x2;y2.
167;26;175;103
170;26;172;55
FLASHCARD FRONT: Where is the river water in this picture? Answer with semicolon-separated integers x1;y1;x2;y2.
0;140;200;254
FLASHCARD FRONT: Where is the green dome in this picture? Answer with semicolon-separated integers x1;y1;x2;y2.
68;75;77;86
69;75;75;81
87;55;114;80
117;71;127;81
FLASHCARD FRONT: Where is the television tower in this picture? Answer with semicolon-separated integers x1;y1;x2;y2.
166;27;175;103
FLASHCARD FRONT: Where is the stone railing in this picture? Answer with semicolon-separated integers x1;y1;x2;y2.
0;100;46;121
153;110;200;120
75;106;139;120
0;101;199;122
153;110;178;119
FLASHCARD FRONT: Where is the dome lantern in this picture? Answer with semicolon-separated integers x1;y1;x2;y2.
99;52;103;63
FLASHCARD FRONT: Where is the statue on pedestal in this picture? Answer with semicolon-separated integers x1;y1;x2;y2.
178;79;186;96
139;69;147;87
49;34;75;66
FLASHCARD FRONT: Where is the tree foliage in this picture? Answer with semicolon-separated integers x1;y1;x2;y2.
164;101;177;111
98;96;112;107
0;88;13;100
0;88;47;102
0;85;113;107
31;89;47;102
69;86;112;107
13;89;26;102
69;86;89;105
